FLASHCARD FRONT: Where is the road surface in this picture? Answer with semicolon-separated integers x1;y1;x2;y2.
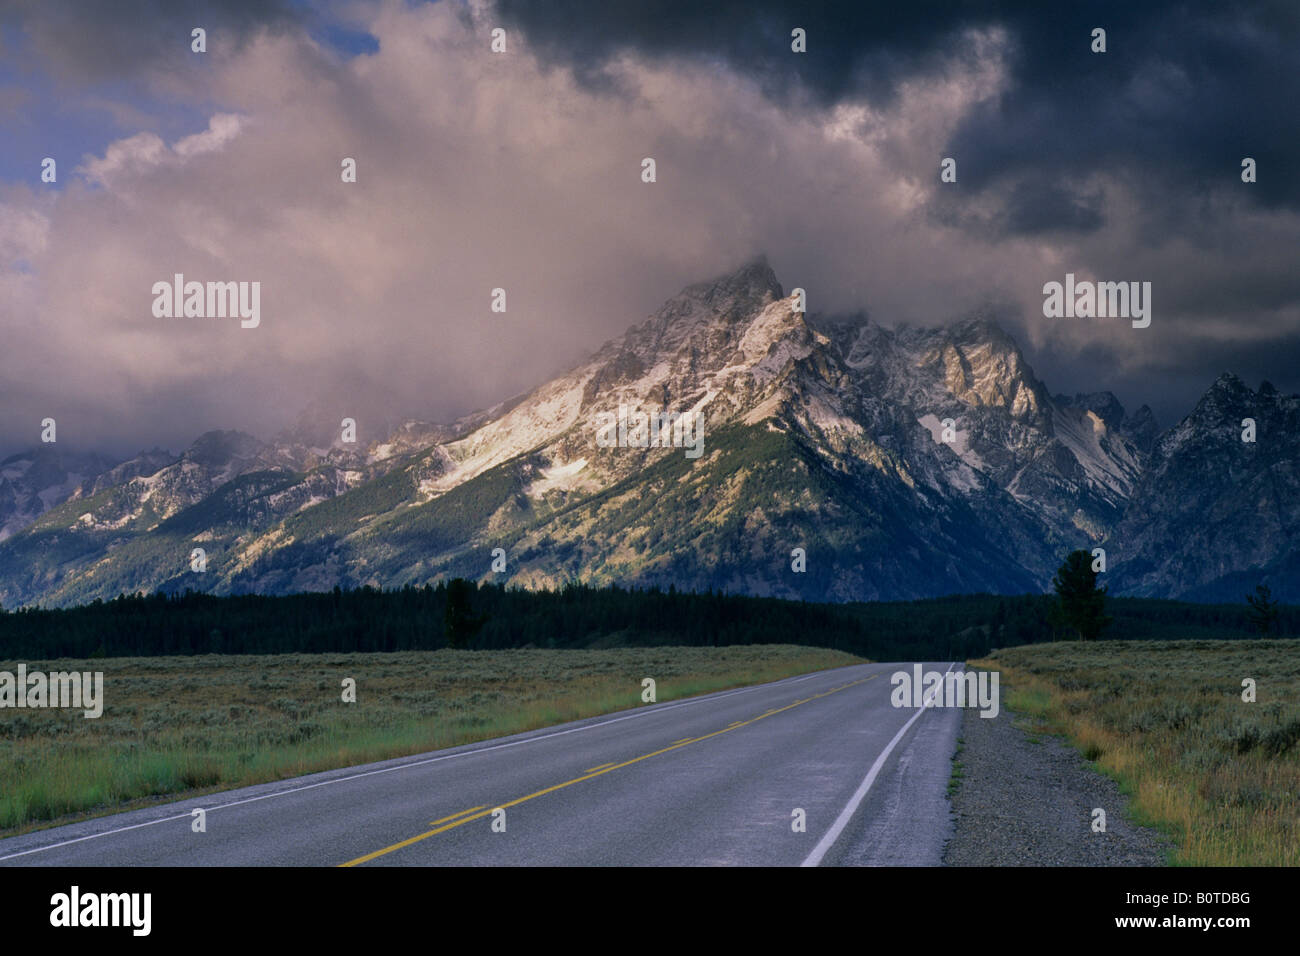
0;661;962;866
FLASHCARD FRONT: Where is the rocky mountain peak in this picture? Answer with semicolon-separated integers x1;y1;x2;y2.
656;256;783;327
911;316;1047;422
1207;371;1252;401
1119;404;1160;454
183;430;264;468
948;313;1016;349
702;254;783;303
1170;373;1258;438
1060;391;1127;430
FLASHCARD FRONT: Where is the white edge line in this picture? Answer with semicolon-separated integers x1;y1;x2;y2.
0;663;875;862
801;662;957;867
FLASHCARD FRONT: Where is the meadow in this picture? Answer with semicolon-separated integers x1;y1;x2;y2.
0;644;861;833
972;640;1300;865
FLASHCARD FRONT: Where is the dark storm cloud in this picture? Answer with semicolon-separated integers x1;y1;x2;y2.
929;179;1107;236
497;0;972;108
497;0;1300;218
495;0;1300;417
0;0;1295;463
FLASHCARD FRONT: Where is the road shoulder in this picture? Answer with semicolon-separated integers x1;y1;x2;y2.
943;697;1173;866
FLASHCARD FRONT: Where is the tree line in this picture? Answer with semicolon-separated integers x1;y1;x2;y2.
1;574;1295;662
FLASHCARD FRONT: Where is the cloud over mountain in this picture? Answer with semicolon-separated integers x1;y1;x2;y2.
0;0;1295;461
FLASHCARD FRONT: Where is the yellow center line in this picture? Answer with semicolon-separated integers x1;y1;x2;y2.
340;673;879;867
584;762;616;773
428;805;486;827
671;738;694;745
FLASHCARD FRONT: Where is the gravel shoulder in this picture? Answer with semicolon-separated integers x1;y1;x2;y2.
943;698;1174;866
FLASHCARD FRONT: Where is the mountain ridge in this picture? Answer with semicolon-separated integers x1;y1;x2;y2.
1;259;1294;608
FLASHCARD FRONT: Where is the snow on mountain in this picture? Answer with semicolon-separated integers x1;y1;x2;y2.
0;447;120;540
0;258;1292;608
1108;374;1300;601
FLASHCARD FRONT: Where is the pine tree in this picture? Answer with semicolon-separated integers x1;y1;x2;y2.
444;578;487;649
1050;550;1111;641
1246;584;1279;635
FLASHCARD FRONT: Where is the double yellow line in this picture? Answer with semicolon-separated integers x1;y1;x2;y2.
340;673;877;867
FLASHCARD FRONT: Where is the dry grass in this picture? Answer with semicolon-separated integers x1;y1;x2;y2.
0;645;862;834
972;640;1300;865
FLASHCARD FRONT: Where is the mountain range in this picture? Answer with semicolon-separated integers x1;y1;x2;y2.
1;258;1295;608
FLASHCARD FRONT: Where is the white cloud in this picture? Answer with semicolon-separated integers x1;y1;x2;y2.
76;113;245;187
173;113;244;158
76;131;167;185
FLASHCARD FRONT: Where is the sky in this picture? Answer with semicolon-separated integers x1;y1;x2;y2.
0;0;1297;459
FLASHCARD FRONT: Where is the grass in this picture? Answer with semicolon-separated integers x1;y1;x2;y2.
0;645;862;834
971;639;1300;866
947;736;965;797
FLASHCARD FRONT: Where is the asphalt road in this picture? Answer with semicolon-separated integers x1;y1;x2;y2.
0;661;962;866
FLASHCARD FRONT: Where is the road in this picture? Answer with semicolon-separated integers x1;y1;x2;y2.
0;661;962;866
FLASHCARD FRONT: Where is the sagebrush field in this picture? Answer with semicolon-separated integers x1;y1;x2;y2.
973;640;1300;865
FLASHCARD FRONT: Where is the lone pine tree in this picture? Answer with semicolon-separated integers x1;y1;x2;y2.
1246;583;1280;635
1051;549;1111;641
